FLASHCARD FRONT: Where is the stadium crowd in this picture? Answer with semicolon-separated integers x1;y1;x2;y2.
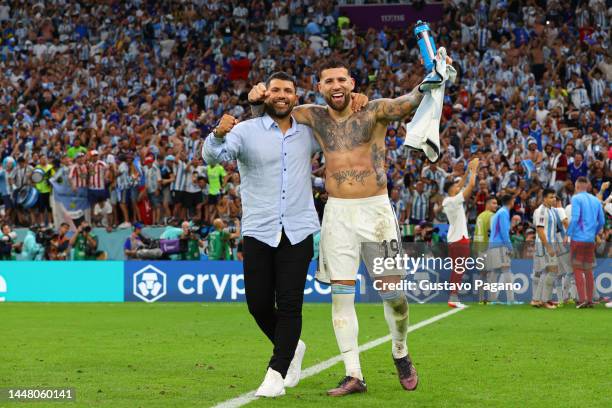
0;0;610;261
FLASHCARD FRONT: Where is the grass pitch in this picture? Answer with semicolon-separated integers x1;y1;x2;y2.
1;302;610;408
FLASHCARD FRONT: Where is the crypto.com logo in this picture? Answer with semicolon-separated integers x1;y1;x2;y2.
405;268;440;304
133;265;167;303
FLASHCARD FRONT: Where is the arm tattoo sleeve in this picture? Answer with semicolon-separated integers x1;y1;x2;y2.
250;104;265;118
374;87;424;122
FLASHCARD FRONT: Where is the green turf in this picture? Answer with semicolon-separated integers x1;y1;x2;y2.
1;302;610;408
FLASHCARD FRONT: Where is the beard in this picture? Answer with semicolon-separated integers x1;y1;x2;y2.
264;99;294;119
324;92;350;112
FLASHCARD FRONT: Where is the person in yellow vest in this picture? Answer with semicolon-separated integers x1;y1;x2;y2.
34;155;55;226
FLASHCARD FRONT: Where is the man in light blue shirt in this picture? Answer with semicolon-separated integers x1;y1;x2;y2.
489;195;514;251
202;72;319;397
566;177;605;308
487;194;519;305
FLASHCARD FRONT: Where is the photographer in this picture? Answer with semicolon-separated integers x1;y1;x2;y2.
124;222;162;260
124;222;147;260
70;221;106;260
414;221;438;243
207;218;240;260
178;221;204;261
18;224;45;260
0;223;22;260
48;223;71;260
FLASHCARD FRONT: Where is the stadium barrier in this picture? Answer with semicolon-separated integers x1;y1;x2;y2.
0;259;609;303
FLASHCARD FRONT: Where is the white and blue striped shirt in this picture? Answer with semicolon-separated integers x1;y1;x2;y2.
477;27;490;50
203;114;320;247
590;78;606;104
170;160;187;191
184;137;203;161
421;166;447;193
409;191;429;221
116;162;134;191
534;204;557;256
145;164;161;193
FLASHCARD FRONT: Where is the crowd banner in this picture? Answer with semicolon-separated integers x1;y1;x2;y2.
338;4;444;31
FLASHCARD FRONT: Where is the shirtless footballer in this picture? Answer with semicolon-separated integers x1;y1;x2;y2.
246;52;452;396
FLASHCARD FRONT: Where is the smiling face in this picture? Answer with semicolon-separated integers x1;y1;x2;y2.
318;67;355;112
264;78;297;119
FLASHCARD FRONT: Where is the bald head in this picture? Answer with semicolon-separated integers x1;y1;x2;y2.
213;218;224;230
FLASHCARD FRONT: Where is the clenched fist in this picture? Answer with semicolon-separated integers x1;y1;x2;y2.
214;114;238;138
350;93;369;112
248;82;269;104
467;158;480;172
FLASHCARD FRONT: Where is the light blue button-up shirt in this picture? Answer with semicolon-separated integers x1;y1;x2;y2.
202;114;320;247
567;192;605;243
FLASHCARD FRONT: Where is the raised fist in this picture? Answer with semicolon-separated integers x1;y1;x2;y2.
214;114;238;138
248;82;269;104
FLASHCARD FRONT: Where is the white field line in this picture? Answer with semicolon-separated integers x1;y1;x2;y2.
211;306;466;408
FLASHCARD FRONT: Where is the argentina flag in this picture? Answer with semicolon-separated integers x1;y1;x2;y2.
50;179;89;212
521;159;535;181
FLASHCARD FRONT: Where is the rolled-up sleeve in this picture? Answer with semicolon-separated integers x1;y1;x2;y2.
202;130;242;164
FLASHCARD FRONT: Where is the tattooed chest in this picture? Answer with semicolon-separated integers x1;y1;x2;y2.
311;113;375;152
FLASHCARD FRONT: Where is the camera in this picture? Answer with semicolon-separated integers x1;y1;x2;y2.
83;226;92;233
35;226;55;248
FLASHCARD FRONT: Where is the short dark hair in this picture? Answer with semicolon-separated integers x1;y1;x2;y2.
318;59;350;78
576;176;588;184
443;180;456;194
500;194;513;206
486;197;497;205
265;72;296;89
542;188;556;197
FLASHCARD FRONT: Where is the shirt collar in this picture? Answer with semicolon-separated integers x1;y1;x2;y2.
262;113;298;135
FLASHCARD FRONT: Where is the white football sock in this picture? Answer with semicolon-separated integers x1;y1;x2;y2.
542;271;556;302
501;270;514;302
534;271;546;302
532;271;541;300
487;271;499;301
331;284;362;381
381;291;409;359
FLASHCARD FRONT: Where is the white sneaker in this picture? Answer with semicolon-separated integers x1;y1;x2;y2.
448;301;467;309
118;221;132;229
284;340;306;388
606;301;612;309
255;367;286;398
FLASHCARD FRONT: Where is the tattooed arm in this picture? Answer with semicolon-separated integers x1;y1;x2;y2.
249;103;265;118
371;86;424;123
